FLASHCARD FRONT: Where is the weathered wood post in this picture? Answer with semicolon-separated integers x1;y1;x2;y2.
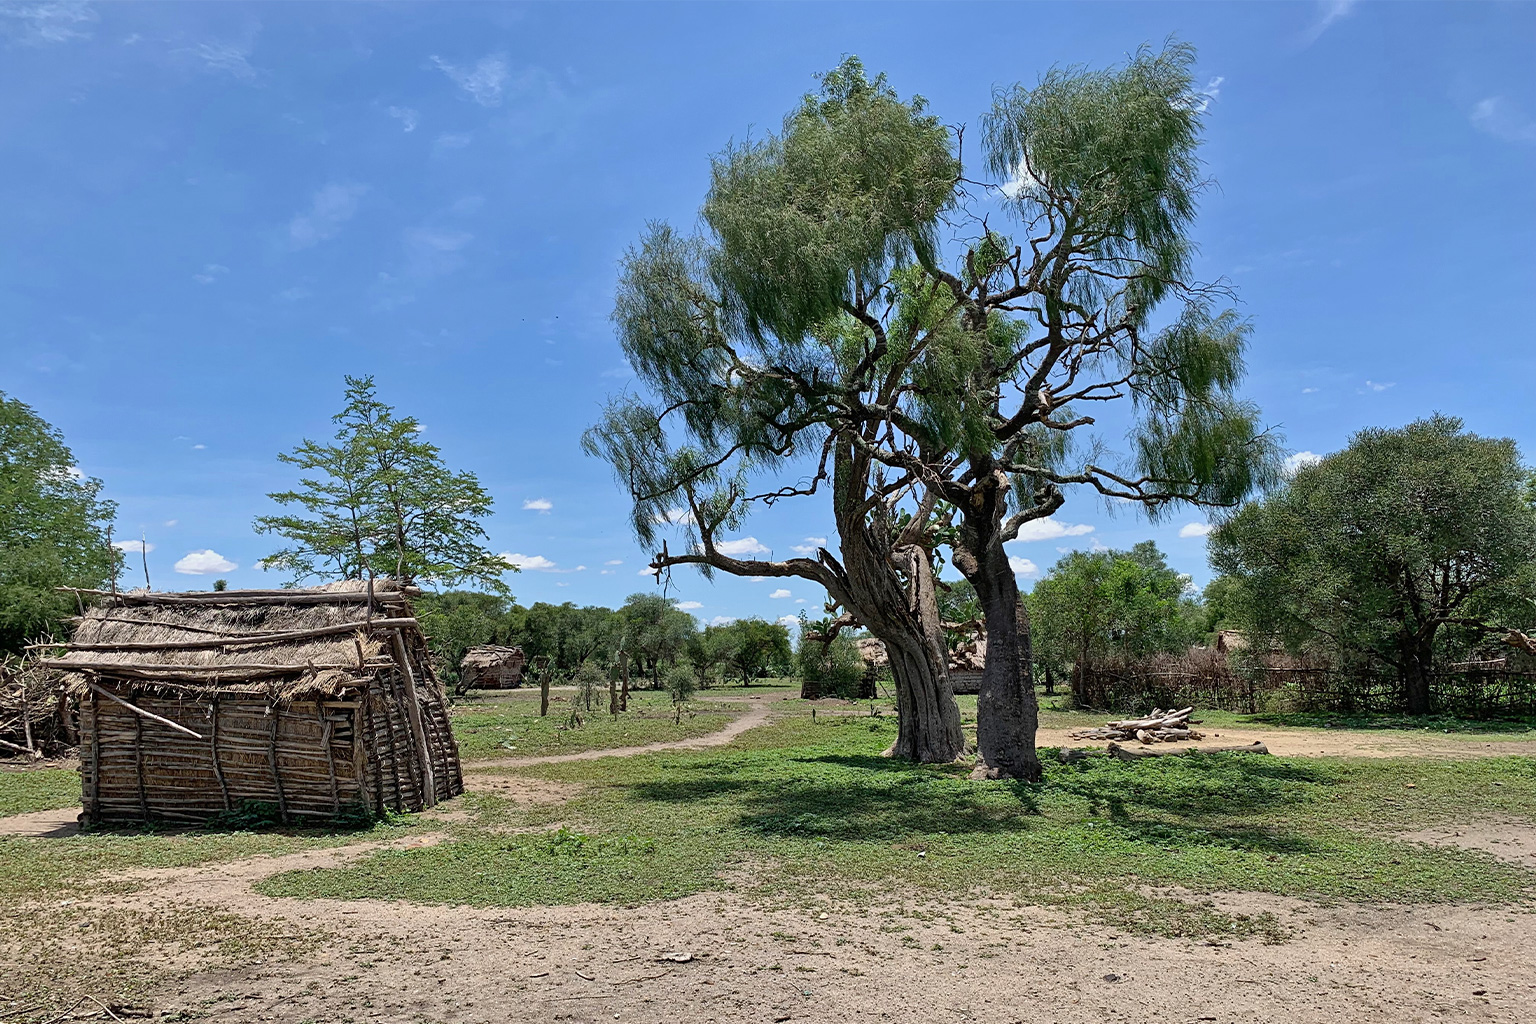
619;651;630;712
538;656;551;717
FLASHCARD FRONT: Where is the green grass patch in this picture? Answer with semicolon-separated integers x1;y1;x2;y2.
450;691;743;760
0;769;81;817
255;711;1536;941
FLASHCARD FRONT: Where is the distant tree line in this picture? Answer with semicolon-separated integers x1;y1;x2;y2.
416;590;792;695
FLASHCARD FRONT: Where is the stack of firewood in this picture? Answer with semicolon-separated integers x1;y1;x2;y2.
1068;706;1204;744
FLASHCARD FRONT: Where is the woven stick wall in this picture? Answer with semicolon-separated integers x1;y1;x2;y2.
47;580;462;826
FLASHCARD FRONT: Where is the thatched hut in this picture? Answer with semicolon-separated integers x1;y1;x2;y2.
43;581;462;826
458;645;526;690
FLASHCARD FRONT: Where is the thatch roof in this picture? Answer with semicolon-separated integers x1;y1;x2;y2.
459;645;523;671
854;637;889;669
43;580;419;700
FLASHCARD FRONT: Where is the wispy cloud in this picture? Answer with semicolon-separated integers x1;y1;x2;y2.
769;588;791;599
674;601;702;611
430;53;510;107
1;2;97;46
192;263;229;285
1362;380;1395;393
188;41;258;81
1471;97;1536;145
604;559;623;566
522;498;553;513
1301;386;1320;394
790;536;828;555
500;552;555;571
712;616;737;627
113;539;154;555
654;507;696;527
175;549;236;575
1176;76;1224;115
288;183;368;250
387;106;419;132
1304;0;1357;44
777;615;799;628
1178;522;1215;539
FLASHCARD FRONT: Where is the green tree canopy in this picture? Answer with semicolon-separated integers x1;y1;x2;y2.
0;392;119;654
587;45;1278;778
254;376;510;593
1028;541;1201;691
1209;416;1536;714
619;593;697;686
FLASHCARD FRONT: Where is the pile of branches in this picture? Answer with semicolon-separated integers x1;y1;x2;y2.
1068;706;1205;745
1;651;76;760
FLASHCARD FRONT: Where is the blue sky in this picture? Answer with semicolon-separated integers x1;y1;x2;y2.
3;1;1533;625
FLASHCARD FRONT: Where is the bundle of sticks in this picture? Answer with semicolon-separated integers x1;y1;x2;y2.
1;654;76;760
1068;706;1204;744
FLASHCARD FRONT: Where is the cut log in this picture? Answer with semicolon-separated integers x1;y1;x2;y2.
1107;740;1269;760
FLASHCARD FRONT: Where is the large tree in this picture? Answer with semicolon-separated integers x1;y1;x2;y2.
0;392;119;654
1210;416;1536;714
255;376;510;592
587;47;1276;777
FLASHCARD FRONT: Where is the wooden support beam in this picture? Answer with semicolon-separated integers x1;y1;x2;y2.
86;680;205;739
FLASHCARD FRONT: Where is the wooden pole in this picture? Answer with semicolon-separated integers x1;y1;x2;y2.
389;630;437;808
540;662;551;718
86;680;204;739
619;651;630;712
86;690;100;824
134;709;148;822
317;703;340;814
210;695;230;811
45;618;418;653
267;702;289;824
608;665;619;716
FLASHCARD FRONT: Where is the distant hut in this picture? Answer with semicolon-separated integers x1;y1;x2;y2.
43;581;462;826
458;645;526;690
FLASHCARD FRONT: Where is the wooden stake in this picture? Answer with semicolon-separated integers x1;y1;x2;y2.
317;703;340;814
86;680;205;739
134;708;148;822
210;695;230;811
267;702;289;824
389;630;436;808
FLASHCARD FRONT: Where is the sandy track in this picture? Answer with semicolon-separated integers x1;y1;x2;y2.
1035;726;1536;759
463;691;787;775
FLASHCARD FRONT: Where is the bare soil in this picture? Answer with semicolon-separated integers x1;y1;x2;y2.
53;831;1536;1024
1037;725;1536;759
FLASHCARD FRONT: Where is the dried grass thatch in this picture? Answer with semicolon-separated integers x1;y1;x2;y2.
458;644;525;690
41;581;463;825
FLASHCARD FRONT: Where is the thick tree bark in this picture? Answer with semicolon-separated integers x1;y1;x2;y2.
952;470;1043;782
1403;633;1436;716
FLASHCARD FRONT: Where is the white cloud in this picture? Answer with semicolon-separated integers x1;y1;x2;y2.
1363;380;1395;392
637;567;657;576
1;2;97;46
1178;522;1215;539
433;132;472;153
674;601;703;611
1008;556;1040;577
1175;76;1224;114
1301;387;1319;394
790;536;828;555
604;559;623;566
1305;0;1357;44
1089;538;1111;553
715;536;770;556
113;539;154;555
174;550;236;575
522;498;553;513
499;552;556;572
288;183;368;249
163;519;178;527
387;106;419;132
430;53;509;107
654;507;695;526
769;589;791;599
1012;519;1095;543
1284;451;1324;475
1471;97;1536;145
777;615;799;628
600;570;615;575
192;444;206;450
188;41;257;81
999;159;1044;200
711;615;737;627
192;263;228;285
794;598;806;604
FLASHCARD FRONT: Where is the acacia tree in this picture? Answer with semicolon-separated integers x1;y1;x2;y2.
1210;416;1536;714
255;376;511;592
587;47;1276;776
584;61;967;762
0;392;119;653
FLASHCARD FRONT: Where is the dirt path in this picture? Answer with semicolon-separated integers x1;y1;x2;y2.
464;691;788;774
1035;725;1536;759
0;805;79;837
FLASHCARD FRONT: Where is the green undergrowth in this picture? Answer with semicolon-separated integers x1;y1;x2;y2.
450;691;743;760
254;713;1536;941
0;768;81;817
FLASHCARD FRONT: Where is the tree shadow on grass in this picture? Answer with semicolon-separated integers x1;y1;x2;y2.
1046;753;1335;821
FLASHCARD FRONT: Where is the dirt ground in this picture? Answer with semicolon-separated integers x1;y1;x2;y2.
53;827;1536;1024
1035;725;1536;759
8;706;1536;1022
